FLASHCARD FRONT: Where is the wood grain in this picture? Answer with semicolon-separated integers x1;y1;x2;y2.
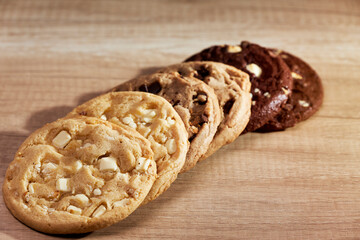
0;0;359;239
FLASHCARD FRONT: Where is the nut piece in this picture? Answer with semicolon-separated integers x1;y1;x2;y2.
299;100;310;107
67;205;82;215
282;87;290;95
74;194;89;205
93;188;102;196
92;205;106;218
113;199;130;208
165;139;177;154
99;156;118;171
52;130;71;148
74;160;83;171
227;45;242;53
56;178;71;192
246;63;262;77
291;72;303;79
263;92;271;98
136;157;152;171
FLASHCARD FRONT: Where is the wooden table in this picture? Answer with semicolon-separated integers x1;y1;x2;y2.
0;0;359;239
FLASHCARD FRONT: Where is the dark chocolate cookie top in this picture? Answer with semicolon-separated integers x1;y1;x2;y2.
258;50;324;131
185;41;293;133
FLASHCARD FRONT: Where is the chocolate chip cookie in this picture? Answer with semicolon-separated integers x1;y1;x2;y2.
67;92;189;203
157;61;251;159
111;73;221;173
3;116;157;234
258;50;324;131
185;41;293;133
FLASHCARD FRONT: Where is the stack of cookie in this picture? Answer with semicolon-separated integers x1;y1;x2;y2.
2;41;323;234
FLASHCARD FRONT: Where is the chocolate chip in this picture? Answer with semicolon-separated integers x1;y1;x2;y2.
79;111;87;116
188;135;196;142
194;66;210;80
138;82;162;94
172;100;180;107
223;99;235;115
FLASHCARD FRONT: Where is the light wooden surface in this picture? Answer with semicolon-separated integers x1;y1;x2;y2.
0;0;360;239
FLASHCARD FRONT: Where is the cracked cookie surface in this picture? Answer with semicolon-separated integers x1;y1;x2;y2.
111;73;221;173
2;116;156;234
67;92;189;203
158;61;251;159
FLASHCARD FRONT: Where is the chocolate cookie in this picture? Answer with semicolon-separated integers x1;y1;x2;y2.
111;73;221;173
2;116;157;234
157;61;251;159
258;50;324;131
185;41;293;133
67;92;189;204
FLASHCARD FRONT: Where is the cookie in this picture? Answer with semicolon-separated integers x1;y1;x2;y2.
157;61;251;159
67;92;189;203
2;116;157;234
185;41;293;133
111;73;221;173
258;50;324;131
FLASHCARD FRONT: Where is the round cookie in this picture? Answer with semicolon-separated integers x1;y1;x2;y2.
67;92;189;203
157;61;251;159
185;41;293;133
3;116;156;234
111;73;221;173
258;50;324;131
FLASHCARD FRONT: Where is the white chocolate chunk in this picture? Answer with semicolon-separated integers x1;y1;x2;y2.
122;116;133;125
147;110;156;118
246;63;262;77
299;100;310;107
128;122;137;129
99;157;118;171
113;199;130;208
56;178;71;192
291;72;303;79
28;183;35;194
165;139;177;154
227;45;242;53
92;205;106;218
67;205;82;215
136;157;151;171
81;143;92;148
158;133;167;144
52;130;71;148
74;160;83;171
166;117;175;126
74;194;89;205
100;114;107;120
117;172;130;183
254;88;260;93
263;92;271;98
93;188;102;196
41;162;57;174
252;101;256;106
142;117;152;123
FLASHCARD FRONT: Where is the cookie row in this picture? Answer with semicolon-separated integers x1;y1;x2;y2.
3;41;323;234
